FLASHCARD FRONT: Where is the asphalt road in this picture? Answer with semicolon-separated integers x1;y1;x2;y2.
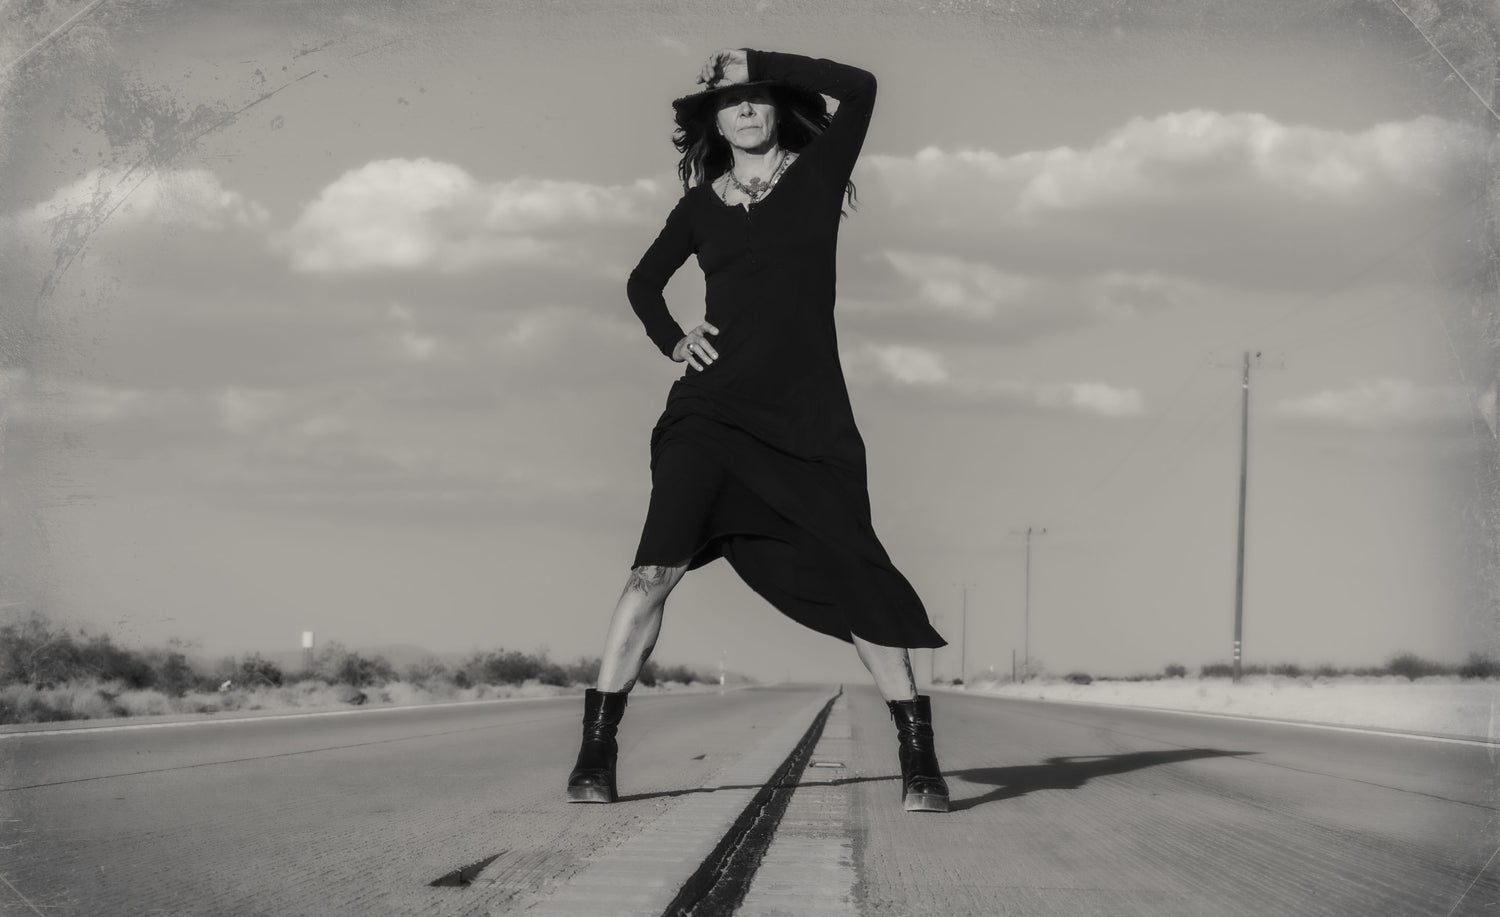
1;685;1495;916
842;688;1498;916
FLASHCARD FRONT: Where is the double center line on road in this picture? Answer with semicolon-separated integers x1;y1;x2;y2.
662;689;840;916
512;689;841;917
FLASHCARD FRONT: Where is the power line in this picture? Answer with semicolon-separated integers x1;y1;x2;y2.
1056;211;1473;534
1215;208;1461;355
1052;357;1212;528
1387;0;1500;128
1061;382;1238;532
1004;0;1492;572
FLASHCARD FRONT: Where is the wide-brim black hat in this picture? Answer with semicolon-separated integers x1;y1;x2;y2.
671;79;827;131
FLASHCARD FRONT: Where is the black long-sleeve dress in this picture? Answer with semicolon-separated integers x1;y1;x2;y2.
626;50;945;650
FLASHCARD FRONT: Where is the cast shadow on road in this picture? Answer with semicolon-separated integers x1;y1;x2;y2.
944;748;1255;812
616;748;1252;807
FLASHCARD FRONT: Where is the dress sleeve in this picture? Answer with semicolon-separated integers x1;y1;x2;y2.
746;49;876;190
627;196;694;357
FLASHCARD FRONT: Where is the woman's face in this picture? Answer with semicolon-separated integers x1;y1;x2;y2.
714;87;778;152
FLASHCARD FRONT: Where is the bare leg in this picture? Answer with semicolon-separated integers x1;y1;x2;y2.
852;635;919;702
596;563;688;693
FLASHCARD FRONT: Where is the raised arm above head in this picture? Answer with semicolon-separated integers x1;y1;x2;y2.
745;49;876;186
674;48;876;200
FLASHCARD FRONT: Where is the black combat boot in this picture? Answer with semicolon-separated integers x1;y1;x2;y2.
566;688;628;803
887;695;950;812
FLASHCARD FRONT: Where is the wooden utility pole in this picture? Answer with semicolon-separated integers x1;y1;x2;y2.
1233;351;1253;683
960;584;968;685
1011;527;1046;681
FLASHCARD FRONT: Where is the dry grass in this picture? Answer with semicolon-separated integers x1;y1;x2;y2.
964;674;1500;739
0;677;713;725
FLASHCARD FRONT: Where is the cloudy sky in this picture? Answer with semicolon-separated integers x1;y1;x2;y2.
2;0;1495;683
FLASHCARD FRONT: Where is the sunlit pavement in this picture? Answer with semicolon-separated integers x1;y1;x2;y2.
1;685;1495;916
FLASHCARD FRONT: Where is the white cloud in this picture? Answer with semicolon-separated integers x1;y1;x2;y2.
845;343;1143;417
1275;379;1471;429
848;253;1199;347
280;158;663;274
1041;382;1146;417
860;112;1483;290
1089;272;1192;320
883;252;1031;319
492;305;643;362
866;344;951;385
868;112;1479;218
1;378;212;433
396;331;439;362
386;302;441;362
1016;111;1476;212
217;387;286;435
295;415;349;437
22;168;269;231
67;385;146;421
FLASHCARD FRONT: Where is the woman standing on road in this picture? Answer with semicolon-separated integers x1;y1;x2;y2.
565;48;950;813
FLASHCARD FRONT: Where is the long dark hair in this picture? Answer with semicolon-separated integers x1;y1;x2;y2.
674;87;858;214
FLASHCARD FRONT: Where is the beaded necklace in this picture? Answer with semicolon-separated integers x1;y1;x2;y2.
723;152;794;204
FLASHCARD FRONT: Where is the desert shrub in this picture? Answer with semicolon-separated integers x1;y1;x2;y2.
1;615;190;691
652;663;702;685
1064;672;1093;685
0;614;78;686
461;650;524;685
0;682;129;723
1458;653;1499;679
403;659;453;686
1271;663;1304;678
637;660;660;687
1313;664;1343;678
305;643;396;688
1386;652;1449;681
235;654;284;688
1163;663;1188;679
0;684;85;723
332;652;395;688
564;656;601;686
0;616;145;687
1202;663;1269;677
81;636;156;688
459;649;568;686
154;652;199;697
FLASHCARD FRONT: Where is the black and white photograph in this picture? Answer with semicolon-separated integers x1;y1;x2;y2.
2;1;1496;914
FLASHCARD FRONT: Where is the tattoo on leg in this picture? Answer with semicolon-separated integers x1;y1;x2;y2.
896;650;917;696
626;565;670;594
